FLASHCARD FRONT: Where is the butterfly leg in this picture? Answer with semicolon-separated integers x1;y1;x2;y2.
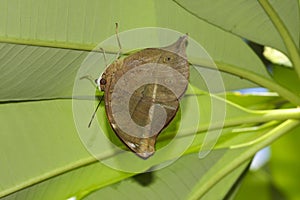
87;95;104;128
80;75;98;89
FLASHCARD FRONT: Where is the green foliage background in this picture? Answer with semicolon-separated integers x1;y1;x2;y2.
0;0;299;199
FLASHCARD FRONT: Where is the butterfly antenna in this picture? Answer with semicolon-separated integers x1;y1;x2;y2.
115;23;122;58
96;47;109;81
88;95;104;128
99;47;108;67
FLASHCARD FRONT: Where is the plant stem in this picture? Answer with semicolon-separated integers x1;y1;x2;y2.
192;60;300;106
198;107;300;134
219;62;300;106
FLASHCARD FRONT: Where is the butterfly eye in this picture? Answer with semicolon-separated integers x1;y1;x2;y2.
100;78;107;85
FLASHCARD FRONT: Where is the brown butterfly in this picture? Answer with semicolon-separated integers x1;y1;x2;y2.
87;24;189;159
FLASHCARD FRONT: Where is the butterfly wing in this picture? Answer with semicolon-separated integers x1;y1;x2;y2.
102;36;189;159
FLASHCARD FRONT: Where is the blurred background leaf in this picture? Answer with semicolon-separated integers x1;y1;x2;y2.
0;0;299;199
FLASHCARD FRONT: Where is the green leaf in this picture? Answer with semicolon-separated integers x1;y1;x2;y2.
271;64;300;96
84;151;251;200
173;0;299;54
270;124;300;200
234;169;273;200
1;0;299;199
225;92;288;110
0;0;276;103
1;93;299;199
235;125;300;200
0;43;87;101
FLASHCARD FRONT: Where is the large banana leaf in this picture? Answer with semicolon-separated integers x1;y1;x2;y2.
0;0;299;199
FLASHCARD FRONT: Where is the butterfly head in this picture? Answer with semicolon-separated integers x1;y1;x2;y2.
95;76;107;91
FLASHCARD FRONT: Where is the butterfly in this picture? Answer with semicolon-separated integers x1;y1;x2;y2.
84;24;189;159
